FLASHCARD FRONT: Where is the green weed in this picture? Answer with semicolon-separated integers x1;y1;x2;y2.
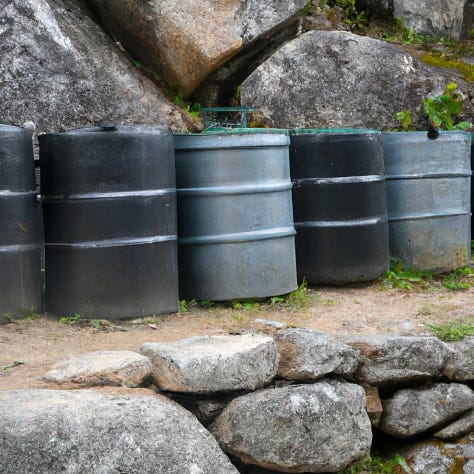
422;82;471;130
231;300;259;311
338;454;411;474
3;308;41;323
2;360;25;373
166;83;201;117
59;313;81;324
442;267;472;291
427;318;474;341
395;110;412;131
284;278;309;308
379;260;432;290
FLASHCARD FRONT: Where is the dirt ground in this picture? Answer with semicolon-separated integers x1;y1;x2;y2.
2;280;474;391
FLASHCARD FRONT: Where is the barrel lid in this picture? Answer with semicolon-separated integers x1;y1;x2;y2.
40;125;171;138
291;128;380;135
202;127;289;135
382;130;471;141
174;130;290;149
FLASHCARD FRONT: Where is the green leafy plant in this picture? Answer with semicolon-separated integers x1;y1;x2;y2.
302;0;314;15
395;110;412;131
2;307;41;323
379;260;432;290
166;83;201;117
2;360;25;373
285;277;309;308
270;296;284;305
179;300;188;312
339;454;411;474
59;313;81;324
427;318;474;341
422;82;471;130
442;267;472;291
336;0;367;31
231;300;259;311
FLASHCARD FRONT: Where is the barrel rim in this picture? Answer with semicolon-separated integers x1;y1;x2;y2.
382;130;471;138
201;127;289;135
291;128;380;135
174;132;290;149
0;124;33;136
39;125;172;139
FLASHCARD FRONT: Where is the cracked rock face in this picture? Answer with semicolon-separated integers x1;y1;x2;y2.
86;0;306;95
0;389;239;474
379;383;474;438
0;0;192;134
140;334;279;394
211;379;372;473
241;30;472;130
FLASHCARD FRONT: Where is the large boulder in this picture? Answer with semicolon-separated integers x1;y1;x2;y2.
241;30;473;130
379;383;474;438
86;0;307;96
140;334;278;394
211;380;372;473
0;0;195;134
42;350;152;387
342;335;452;386
360;0;466;40
0;389;239;473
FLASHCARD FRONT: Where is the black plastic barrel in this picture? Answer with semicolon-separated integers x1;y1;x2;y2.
39;126;178;319
0;125;42;315
289;129;389;284
174;130;297;301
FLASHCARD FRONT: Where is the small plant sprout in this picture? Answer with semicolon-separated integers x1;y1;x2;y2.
395;110;412;131
58;313;81;324
2;361;25;373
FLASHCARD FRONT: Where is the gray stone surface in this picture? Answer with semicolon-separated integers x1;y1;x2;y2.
360;0;465;40
211;380;372;473
465;459;474;474
276;328;360;380
400;443;455;474
42;350;152;387
140;334;278;394
400;434;474;474
342;335;452;385
444;337;474;381
86;0;306;95
0;0;194;135
0;389;239;474
434;408;474;440
380;383;474;437
241;30;473;130
393;0;465;41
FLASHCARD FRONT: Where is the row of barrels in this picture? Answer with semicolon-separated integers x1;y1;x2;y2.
0;125;470;319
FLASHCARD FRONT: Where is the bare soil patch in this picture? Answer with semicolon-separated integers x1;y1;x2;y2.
2;281;474;391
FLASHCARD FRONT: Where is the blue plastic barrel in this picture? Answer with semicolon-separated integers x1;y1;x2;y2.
174;131;297;301
383;131;471;272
